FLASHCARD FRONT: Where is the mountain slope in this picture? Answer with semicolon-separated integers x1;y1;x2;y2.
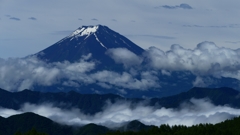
0;112;149;135
36;25;144;64
75;123;110;135
0;112;72;135
119;120;153;132
0;88;126;115
151;87;240;108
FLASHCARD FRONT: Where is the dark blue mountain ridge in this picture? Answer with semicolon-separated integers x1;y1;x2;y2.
1;87;240;115
36;25;144;65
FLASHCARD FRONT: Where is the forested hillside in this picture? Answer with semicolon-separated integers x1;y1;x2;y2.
104;116;240;135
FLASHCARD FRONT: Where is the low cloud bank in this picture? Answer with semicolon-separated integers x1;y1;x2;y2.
105;42;240;81
0;99;239;128
0;42;240;91
0;55;160;92
0;56;96;91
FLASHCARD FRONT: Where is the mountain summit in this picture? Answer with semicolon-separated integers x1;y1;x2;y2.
36;25;144;63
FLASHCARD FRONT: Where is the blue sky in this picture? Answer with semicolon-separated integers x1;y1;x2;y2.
1;0;240;58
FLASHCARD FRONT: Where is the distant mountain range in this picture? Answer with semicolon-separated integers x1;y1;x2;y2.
0;87;239;115
0;112;72;135
1;86;240;134
2;108;240;135
0;112;107;135
0;112;153;135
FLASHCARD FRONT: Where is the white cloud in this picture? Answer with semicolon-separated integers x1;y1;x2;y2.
145;41;240;80
0;108;22;118
0;56;96;91
106;48;143;68
0;98;240;128
90;70;160;90
1;42;240;92
0;54;161;92
161;70;171;76
192;76;207;87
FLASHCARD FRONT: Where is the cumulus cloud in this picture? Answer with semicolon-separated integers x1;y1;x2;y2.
1;42;240;92
0;98;240;128
90;70;160;90
0;56;96;91
144;41;240;80
106;48;143;68
0;54;160;92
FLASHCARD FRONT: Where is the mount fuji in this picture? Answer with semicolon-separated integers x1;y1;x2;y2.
31;25;161;97
36;25;144;66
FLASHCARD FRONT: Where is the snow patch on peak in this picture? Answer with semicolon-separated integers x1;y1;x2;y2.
80;25;99;36
69;26;99;39
94;33;107;49
71;27;85;36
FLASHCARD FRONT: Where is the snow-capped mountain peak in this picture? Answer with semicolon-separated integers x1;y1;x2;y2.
36;25;144;63
70;25;99;38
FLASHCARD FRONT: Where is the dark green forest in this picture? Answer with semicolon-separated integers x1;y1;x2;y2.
12;116;240;135
14;128;48;135
104;117;240;135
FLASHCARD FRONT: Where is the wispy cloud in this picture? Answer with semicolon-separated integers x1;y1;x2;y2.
183;24;204;28
183;24;240;28
225;41;240;44
128;34;176;39
0;98;240;128
28;17;37;20
156;3;193;10
91;18;98;21
53;30;73;35
9;17;20;21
